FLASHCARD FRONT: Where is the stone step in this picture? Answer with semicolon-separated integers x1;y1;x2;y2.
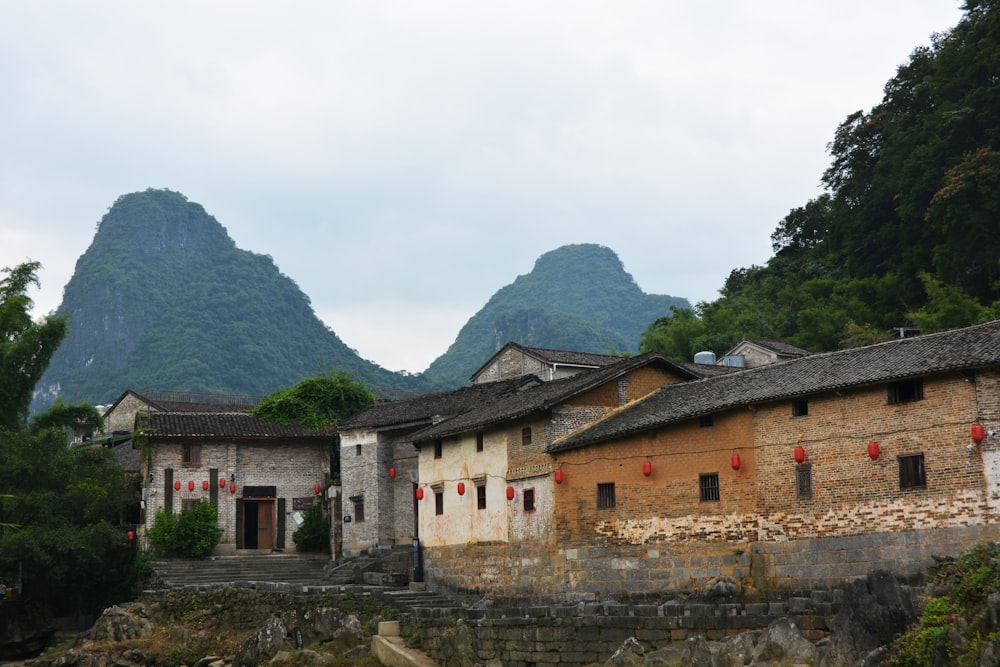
153;556;330;588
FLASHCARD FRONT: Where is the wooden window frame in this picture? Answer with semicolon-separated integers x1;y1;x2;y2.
699;473;720;502
521;427;532;446
523;488;535;512
888;379;924;405
795;463;813;498
898;453;926;490
433;439;443;459
352;496;365;523
182;443;201;467
597;482;616;509
476;431;484;452
792;399;809;417
476;484;487;510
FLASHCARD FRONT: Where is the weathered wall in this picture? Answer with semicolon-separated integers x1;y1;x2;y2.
103;393;149;434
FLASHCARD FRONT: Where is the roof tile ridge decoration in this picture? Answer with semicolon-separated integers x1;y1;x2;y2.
549;319;1000;452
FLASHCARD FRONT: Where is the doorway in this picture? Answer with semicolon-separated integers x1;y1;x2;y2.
241;499;276;550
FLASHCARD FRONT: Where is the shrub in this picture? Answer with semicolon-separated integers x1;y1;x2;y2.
147;501;222;558
292;504;330;553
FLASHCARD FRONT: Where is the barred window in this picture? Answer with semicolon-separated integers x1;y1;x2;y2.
699;473;720;502
888;379;923;404
522;427;532;446
899;453;926;489
699;415;714;428
597;483;616;509
477;484;487;510
796;463;812;498
476;431;484;452
434;490;444;516
353;497;365;523
523;488;535;512
792;399;809;417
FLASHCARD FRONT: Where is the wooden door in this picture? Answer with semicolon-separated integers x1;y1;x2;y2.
257;500;275;550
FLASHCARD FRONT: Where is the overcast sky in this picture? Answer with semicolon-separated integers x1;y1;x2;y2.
1;2;963;374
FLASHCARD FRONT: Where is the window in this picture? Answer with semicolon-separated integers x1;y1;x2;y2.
523;488;535;512
476;432;484;452
434;490;444;516
182;443;201;466
353;496;365;523
888;379;924;404
795;463;812;498
356;444;362;456
699;415;714;428
181;498;199;512
433;439;442;459
699;473;720;502
477;484;487;510
899;453;926;489
597;482;616;509
522;427;532;446
792;399;809;417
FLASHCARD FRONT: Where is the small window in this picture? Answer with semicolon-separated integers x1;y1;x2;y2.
182;443;201;466
476;432;484;452
699;473;720;502
792;399;809;417
888;379;924;405
522;427;532;446
433;439;442;459
353;497;365;523
795;463;812;498
699;415;714;428
355;444;362;456
899;453;926;489
597;482;616;509
477;484;487;510
434;490;444;516
181;498;199;512
523;488;535;512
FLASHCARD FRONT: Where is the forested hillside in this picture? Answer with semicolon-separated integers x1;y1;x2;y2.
422;244;689;387
33;189;422;410
641;0;1000;360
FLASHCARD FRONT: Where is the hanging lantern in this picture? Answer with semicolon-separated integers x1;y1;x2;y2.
314;483;322;495
794;446;806;464
554;469;564;484
731;453;741;471
127;530;135;542
867;442;881;459
174;480;181;491
389;467;397;478
642;461;653;476
220;477;227;488
506;486;515;500
202;480;210;491
457;482;466;496
229;482;236;494
187;480;195;492
972;423;986;444
415;487;424;500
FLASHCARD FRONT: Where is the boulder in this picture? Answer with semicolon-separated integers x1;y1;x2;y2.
752;617;816;665
234;614;293;666
87;605;153;642
605;636;645;666
822;570;916;667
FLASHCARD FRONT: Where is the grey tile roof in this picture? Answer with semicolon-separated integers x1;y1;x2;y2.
410;352;699;443
337;376;541;431
736;338;812;358
549;319;1000;453
138;412;332;440
516;344;624;367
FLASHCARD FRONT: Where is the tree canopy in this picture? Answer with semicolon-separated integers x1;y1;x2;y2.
253;371;375;429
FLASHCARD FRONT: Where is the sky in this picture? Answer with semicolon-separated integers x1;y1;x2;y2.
0;2;964;374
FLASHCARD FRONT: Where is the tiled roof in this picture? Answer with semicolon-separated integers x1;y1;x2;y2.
138;412;332;439
517;344;623;367
549;320;1000;453
411;352;698;442
736;338;812;358
337;376;541;431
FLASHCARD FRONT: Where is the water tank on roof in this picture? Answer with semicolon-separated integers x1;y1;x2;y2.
694;351;717;365
722;355;746;368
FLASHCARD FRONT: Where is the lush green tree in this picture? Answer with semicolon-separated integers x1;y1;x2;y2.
253;371;375;429
0;262;67;431
146;502;222;558
292;504;330;553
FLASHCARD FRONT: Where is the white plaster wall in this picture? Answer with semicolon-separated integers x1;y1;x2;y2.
509;474;553;542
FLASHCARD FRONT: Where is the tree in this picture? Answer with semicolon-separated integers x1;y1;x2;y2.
0;262;67;431
253;371;375;429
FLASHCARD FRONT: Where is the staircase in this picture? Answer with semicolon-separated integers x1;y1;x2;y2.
152;555;331;590
379;586;462;615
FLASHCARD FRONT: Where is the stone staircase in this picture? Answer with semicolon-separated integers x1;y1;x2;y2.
151;554;331;590
378;585;462;615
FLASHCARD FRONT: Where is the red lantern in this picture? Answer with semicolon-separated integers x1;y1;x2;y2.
127;530;134;542
457;482;466;495
731;453;741;471
314;483;322;495
972;423;986;444
642;461;652;476
220;477;227;488
794;446;806;464
867;442;881;459
389;467;397;478
174;480;181;491
229;482;236;494
187;480;195;492
554;469;564;484
506;486;515;500
415;487;424;500
202;480;209;491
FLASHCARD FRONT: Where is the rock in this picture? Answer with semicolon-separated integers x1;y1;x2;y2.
710;632;757;667
642;636;712;666
234;614;293;666
752;617;816;665
700;576;741;601
823;570;916;667
269;648;337;665
605;636;645;666
87;605;153;642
